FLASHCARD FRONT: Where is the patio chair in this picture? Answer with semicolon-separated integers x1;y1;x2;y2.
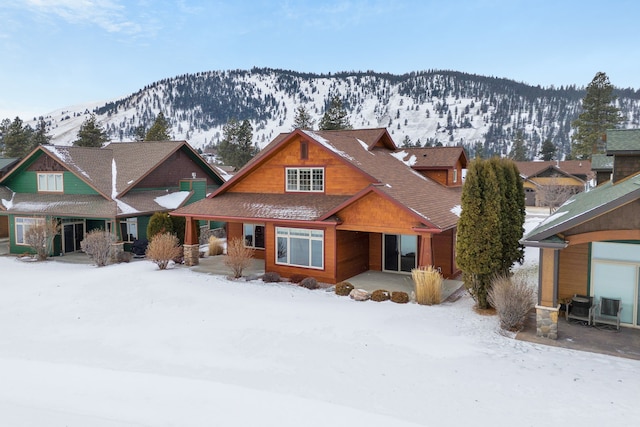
592;297;622;331
566;294;594;326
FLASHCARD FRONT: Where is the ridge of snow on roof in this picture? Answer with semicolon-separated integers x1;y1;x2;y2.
391;150;417;167
154;191;191;209
43;145;91;179
303;130;356;162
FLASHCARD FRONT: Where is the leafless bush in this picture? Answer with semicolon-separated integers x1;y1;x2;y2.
146;232;182;270
412;265;443;305
208;236;224;256
24;218;60;261
488;274;535;331
262;271;281;283
81;229;114;267
224;237;254;278
300;277;318;290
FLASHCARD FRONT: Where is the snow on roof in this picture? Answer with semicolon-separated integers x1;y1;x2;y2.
248;202;320;220
213;165;234;181
111;159;118;198
1;191;15;210
115;198;138;215
450;205;462;217
43;145;90;179
391;150;417;167
303;130;355;162
357;139;374;155
154;191;191;209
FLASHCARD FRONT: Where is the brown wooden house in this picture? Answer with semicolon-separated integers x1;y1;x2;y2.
173;128;466;284
522;129;640;337
515;160;591;207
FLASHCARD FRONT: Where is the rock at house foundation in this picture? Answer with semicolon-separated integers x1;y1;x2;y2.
349;288;370;301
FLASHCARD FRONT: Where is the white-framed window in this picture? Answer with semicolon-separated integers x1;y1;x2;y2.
120;218;138;242
244;223;265;249
37;172;63;192
15;217;44;245
453;168;458;183
286;167;324;192
276;227;324;269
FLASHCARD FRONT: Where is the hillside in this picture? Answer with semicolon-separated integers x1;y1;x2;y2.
30;68;640;158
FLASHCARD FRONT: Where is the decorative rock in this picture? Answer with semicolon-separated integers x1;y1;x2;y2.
349;288;370;301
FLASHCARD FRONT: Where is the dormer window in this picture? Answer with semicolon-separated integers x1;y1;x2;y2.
37;172;63;192
286;167;324;192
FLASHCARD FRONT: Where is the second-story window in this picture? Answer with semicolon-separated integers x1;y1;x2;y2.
286;167;324;192
37;172;63;192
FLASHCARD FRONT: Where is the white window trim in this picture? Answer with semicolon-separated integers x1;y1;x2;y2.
285;167;324;192
243;223;265;249
120;218;138;243
37;172;64;192
275;226;324;269
453;168;458;183
15;217;44;245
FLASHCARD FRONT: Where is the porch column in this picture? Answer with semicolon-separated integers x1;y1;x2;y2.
536;247;560;339
418;234;433;267
183;216;200;267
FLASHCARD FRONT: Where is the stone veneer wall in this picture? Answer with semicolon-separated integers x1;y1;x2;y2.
183;243;200;266
536;305;560;340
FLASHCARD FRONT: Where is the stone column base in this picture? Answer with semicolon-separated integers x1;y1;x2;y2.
183;244;200;266
535;304;560;340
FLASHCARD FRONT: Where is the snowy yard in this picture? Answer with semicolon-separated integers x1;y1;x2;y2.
1;212;639;426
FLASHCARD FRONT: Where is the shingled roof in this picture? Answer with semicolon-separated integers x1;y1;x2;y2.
514;160;592;179
606;129;640;153
402;146;467;169
176;128;462;230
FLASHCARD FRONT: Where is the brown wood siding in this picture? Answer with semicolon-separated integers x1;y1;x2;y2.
137;150;218;188
613;156;640;183
558;243;589;300
229;135;372;195
0;216;8;238
540;248;556;307
336;191;422;234
565;200;640;236
421;170;448;186
336;231;369;282
369;232;382;271
28;154;65;172
433;228;455;278
264;223;337;283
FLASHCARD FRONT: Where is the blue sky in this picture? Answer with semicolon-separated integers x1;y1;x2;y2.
1;0;638;120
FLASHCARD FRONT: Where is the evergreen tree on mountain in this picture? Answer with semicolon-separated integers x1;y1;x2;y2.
318;96;351;130
144;112;171;141
539;138;556;161
292;105;315;130
31;118;52;147
571;72;624;160
509;130;528;161
74;114;109;147
217;118;257;169
2;117;35;158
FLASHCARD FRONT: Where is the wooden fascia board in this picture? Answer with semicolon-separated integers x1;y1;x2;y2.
318;184;440;230
169;211;340;227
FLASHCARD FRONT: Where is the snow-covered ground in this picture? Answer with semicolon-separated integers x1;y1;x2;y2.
1;212;639;426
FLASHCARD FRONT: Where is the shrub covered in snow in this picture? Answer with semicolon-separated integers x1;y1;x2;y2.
335;281;354;296
371;289;390;302
488;274;535;331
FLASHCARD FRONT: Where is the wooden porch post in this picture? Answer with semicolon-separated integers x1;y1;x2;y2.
183;216;200;266
536;247;561;339
419;234;433;267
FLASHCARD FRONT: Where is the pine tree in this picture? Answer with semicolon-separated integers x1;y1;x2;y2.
31;118;52;147
292;105;315;130
539;138;556;161
318;96;351;130
509;130;528;161
74;114;109;147
456;158;503;309
217;119;257;169
571;72;624;160
144;112;171;141
3;117;35;158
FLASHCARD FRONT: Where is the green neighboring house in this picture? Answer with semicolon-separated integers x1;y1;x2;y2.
0;141;225;256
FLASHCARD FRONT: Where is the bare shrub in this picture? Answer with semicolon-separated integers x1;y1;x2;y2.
24;218;60;261
300;277;318;290
262;271;281;283
390;291;409;304
208;236;224;256
81;230;114;267
488;274;535;332
412;265;443;305
289;273;306;284
224;237;254;278
371;289;390;302
335;281;354;296
146;232;182;270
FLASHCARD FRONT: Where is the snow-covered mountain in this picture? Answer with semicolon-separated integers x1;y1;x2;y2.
29;68;640;158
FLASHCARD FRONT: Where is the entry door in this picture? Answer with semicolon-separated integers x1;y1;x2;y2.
383;234;417;273
63;222;85;253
